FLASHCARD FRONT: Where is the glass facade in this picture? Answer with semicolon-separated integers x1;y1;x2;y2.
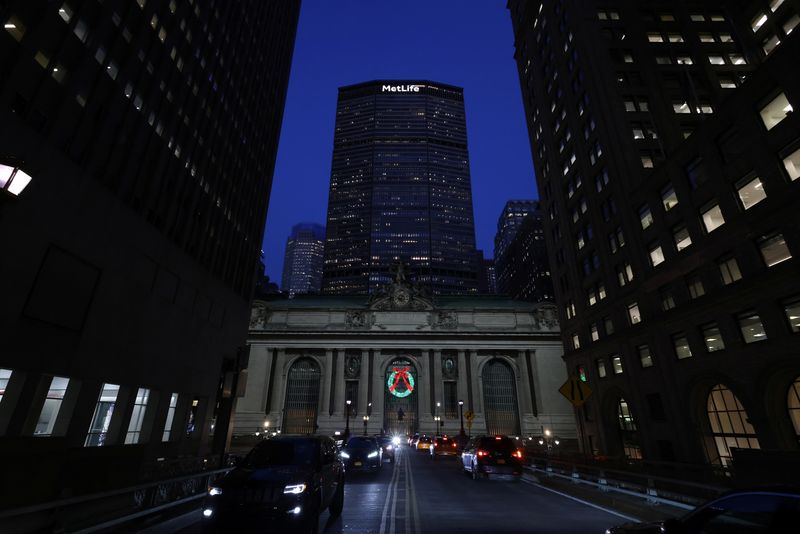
323;81;478;295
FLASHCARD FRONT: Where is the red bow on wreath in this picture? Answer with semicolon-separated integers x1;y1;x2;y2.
389;366;412;393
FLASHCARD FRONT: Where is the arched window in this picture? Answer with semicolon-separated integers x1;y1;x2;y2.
788;377;800;442
617;398;642;460
283;358;321;434
482;359;520;436
706;384;760;466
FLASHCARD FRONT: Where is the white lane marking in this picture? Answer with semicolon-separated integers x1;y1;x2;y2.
521;478;641;522
390;456;398;534
380;451;403;534
405;450;421;534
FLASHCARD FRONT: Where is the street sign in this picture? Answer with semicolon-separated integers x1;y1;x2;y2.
559;375;593;407
464;410;475;422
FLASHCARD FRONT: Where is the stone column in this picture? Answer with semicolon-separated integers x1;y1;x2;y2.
433;349;443;431
468;349;480;415
517;349;533;415
372;349;384;431
272;349;287;428
416;349;431;430
322;349;333;415
359;348;369;420
333;349;345;416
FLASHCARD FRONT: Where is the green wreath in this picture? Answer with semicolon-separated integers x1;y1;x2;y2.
387;366;415;398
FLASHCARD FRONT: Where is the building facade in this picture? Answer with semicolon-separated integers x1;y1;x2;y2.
494;200;541;263
237;273;575;444
508;0;800;465
322;80;479;296
498;211;553;302
281;223;326;297
0;0;299;508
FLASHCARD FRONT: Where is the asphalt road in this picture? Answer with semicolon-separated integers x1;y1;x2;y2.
177;446;634;534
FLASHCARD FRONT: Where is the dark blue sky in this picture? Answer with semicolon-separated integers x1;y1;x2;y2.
262;0;537;284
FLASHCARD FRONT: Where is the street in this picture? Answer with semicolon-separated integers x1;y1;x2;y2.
179;446;632;534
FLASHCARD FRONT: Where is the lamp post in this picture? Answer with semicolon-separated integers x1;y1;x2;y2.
345;399;352;441
458;400;465;437
363;415;369;436
434;416;441;436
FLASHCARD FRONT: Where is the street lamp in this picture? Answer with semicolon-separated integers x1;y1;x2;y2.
458;400;465;437
345;399;352;441
362;415;369;436
434;415;441;435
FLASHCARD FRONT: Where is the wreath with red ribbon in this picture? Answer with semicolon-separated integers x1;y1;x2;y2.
387;366;415;398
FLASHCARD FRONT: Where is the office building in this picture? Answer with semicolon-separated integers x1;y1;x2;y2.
281;223;325;297
508;0;800;465
498;210;553;302
0;0;300;511
322;80;479;296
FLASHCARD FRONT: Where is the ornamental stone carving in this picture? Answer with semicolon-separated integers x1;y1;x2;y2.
345;354;361;379
345;310;372;329
249;302;269;329
533;304;558;330
431;311;458;329
442;353;458;379
368;262;434;311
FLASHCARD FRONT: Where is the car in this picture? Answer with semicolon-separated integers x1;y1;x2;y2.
201;435;344;534
408;433;420;447
430;436;460;459
461;435;524;481
606;488;800;533
374;435;396;463
340;436;383;473
416;436;432;451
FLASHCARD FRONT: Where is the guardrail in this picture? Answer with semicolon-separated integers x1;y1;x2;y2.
0;468;232;533
525;456;731;510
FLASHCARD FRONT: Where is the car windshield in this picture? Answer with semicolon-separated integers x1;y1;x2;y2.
241;440;317;468
346;437;377;448
419;437;431;443
479;437;516;453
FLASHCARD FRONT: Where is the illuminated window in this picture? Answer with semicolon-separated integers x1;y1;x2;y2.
34;377;70;436
719;257;742;285
687;275;705;299
783;147;800;181
738;311;767;343
751;12;768;32
85;383;120;446
162;393;179;441
760;93;793;130
4;15;26;41
125;388;150;444
627;302;641;324
58;3;73;23
758;233;792;266
784;15;800;35
596;359;607;378
786;297;800;333
706;384;759;466
638;345;653;368
639;205;653;229
612;356;623;374
709;55;725;65
649;244;665;266
648;32;664;42
673;226;692;251
572;333;580;350
702;203;725;232
736;176;767;209
673;334;692;359
0;368;12;405
763;34;780;54
617;398;642;459
703;323;726;352
591;324;599;341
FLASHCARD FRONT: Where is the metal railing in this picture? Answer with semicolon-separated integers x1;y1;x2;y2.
525;455;731;510
0;468;231;533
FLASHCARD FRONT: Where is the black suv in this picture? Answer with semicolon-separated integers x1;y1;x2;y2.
460;435;524;481
202;435;344;533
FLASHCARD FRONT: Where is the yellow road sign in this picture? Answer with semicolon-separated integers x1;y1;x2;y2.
559;375;593;407
464;410;475;422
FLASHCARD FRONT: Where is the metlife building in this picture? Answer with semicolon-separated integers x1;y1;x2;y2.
322;80;479;295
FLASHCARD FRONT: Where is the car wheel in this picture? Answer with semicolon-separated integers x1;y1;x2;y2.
328;478;344;518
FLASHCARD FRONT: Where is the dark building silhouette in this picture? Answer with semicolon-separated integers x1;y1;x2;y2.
498;211;553;302
322;80;479;295
475;249;498;295
509;0;800;466
494;200;540;262
281;223;325;297
0;0;300;510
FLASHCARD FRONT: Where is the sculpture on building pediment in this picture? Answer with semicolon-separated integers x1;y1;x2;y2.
345;354;361;378
431;310;458;329
368;262;434;311
442;353;458;379
533;304;559;330
249;302;269;329
345;310;373;329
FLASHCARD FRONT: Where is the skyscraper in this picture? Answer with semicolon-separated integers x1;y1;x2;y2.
509;0;800;466
281;223;326;297
0;0;299;510
496;210;552;302
322;80;479;295
494;200;540;262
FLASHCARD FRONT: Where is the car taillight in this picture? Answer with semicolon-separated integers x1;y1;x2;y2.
452;442;457;447
513;450;524;459
476;449;488;457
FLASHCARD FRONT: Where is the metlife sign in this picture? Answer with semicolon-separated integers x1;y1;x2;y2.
381;84;421;93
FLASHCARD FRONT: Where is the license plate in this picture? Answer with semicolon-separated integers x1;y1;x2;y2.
496;459;506;464
354;461;362;466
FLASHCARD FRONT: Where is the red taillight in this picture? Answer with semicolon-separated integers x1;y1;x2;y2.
513;450;524;459
495;436;502;440
452;442;457;447
476;449;489;457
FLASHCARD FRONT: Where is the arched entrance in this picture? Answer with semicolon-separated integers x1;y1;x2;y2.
705;383;760;466
282;358;321;434
482;359;520;436
384;358;418;436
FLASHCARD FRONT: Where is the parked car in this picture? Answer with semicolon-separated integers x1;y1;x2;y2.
606;488;800;533
340;436;383;473
416;436;433;451
374;435;396;463
430;436;459;459
202;435;344;533
461;435;524;481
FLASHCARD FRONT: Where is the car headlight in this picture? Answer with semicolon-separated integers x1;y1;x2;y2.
283;483;306;495
386;445;393;450
208;486;222;496
340;451;350;459
392;436;401;446
368;451;379;459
